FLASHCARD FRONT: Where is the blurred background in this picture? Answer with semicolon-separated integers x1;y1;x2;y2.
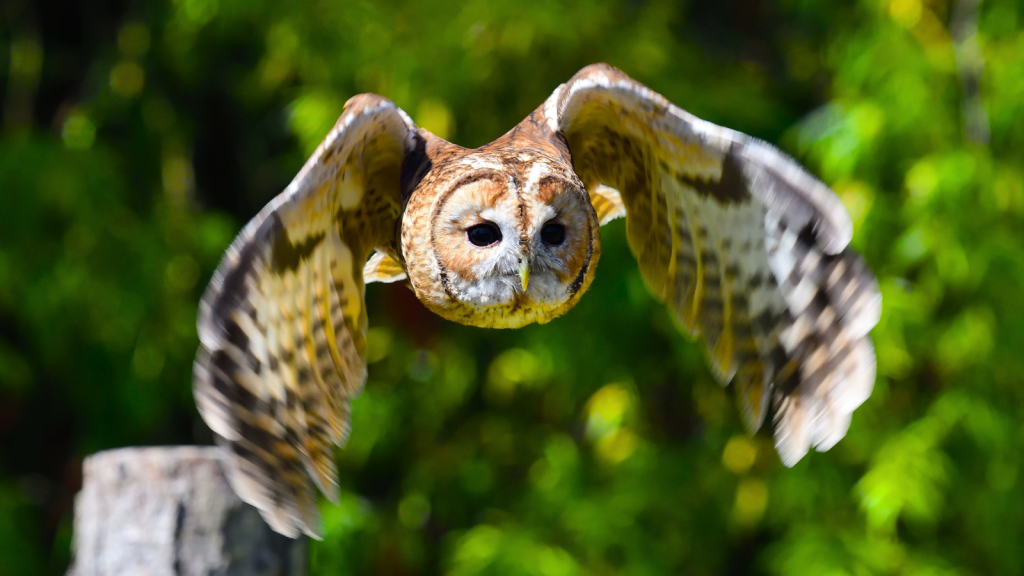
1;0;1022;573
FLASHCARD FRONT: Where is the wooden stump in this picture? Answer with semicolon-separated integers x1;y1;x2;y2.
68;446;306;576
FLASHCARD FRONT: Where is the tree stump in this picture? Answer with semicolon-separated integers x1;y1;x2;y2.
67;446;306;576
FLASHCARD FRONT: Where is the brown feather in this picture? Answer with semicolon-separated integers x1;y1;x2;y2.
194;94;421;537
553;63;880;465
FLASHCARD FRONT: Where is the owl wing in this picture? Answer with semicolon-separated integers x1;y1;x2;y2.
193;94;420;537
552;64;881;465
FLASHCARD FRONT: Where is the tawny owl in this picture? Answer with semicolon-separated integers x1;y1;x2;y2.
193;64;881;538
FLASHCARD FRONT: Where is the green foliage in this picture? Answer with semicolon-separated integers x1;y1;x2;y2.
2;0;1023;573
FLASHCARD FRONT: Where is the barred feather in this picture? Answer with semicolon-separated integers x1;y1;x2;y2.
560;64;881;465
193;94;416;537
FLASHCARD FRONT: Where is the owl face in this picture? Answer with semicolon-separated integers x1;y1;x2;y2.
404;159;601;329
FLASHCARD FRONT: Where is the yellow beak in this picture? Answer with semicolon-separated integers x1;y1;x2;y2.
519;258;530;292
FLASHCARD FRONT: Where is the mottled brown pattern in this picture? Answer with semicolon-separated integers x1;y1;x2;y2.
555;63;880;465
194;94;413;537
193;64;880;539
400;106;599;329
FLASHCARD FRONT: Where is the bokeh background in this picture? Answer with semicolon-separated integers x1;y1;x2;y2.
2;0;1022;573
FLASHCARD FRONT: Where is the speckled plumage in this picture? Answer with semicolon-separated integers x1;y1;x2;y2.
193;64;881;538
399;116;599;328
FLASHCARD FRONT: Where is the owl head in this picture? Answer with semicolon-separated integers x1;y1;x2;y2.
402;153;601;329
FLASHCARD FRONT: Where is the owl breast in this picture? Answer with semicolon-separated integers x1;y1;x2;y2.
400;141;601;329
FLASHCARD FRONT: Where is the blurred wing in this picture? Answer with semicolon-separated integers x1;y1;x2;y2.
554;64;881;465
193;94;418;537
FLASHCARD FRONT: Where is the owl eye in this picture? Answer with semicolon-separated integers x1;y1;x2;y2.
467;223;502;247
540;222;566;246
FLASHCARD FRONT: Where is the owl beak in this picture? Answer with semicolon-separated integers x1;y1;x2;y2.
519;258;530;292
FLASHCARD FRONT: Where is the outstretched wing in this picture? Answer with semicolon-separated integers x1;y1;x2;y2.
552;64;881;465
193;94;418;537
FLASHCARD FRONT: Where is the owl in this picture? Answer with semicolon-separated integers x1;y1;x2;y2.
193;64;881;538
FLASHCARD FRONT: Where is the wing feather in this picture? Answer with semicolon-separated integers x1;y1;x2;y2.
555;64;881;465
363;250;409;283
193;94;419;537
